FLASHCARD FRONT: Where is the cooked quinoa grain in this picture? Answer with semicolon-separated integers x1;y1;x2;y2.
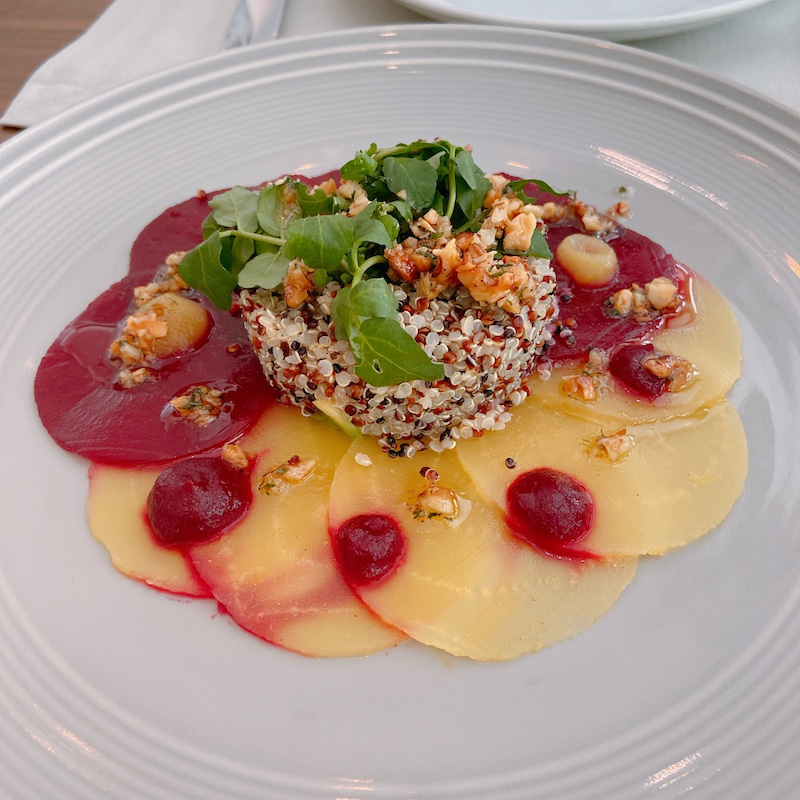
240;275;557;455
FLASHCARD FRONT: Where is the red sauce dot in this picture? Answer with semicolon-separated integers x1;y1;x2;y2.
147;456;251;547
608;342;668;400
332;514;406;587
506;468;594;557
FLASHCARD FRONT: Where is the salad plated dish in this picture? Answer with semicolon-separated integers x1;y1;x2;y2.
0;24;798;800
34;138;746;662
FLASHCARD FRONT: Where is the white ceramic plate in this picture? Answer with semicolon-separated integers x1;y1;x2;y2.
394;0;774;40
1;24;799;799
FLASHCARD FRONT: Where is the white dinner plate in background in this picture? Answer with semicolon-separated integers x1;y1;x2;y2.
394;0;775;40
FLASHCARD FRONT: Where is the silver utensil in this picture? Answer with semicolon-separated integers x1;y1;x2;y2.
224;0;287;48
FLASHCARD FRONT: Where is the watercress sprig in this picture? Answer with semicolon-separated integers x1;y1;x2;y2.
177;140;565;387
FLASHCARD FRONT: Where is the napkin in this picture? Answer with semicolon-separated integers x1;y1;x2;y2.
1;0;245;129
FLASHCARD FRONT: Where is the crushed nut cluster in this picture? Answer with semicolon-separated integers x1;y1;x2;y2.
559;347;611;403
110;252;189;386
297;173;555;318
258;455;316;495
133;252;188;305
591;429;635;462
608;276;679;321
410;464;459;520
168;384;224;427
642;352;695;391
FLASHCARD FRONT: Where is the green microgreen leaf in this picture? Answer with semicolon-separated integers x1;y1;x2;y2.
382;156;438;214
237;251;291;290
455;173;492;222
284;214;354;272
352;203;394;249
256;181;301;237
331;279;441;387
177;232;236;309
527;227;553;259
351;317;444;386
340;150;379;182
390;198;413;225
312;269;331;288
295;182;346;217
453;148;484;190
230;234;255;276
201;211;221;240
352;280;399;319
209;185;259;232
506;178;572;204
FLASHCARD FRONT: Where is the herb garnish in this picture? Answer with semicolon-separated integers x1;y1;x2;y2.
178;139;566;387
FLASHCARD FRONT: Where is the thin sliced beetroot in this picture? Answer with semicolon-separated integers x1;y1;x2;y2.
147;456;252;547
332;514;406;587
506;468;595;559
544;223;682;364
34;195;273;466
34;284;270;465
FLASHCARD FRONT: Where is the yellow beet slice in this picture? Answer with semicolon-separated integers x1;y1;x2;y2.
457;398;748;558
527;274;742;424
87;465;210;597
328;440;637;661
189;405;405;658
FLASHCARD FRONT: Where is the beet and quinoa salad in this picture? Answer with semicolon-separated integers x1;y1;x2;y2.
33;138;747;661
178;140;566;455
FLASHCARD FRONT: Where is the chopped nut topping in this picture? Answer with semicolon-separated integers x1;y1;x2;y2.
116;367;152;388
586;347;608;369
645;276;678;310
561;374;599;402
411;484;459;520
168;384;224;426
338;179;370;216
594;430;634;462
283;260;314;309
221;443;249;470
258;454;316;495
540;201;568;223
608;276;678;321
611;288;634;317
502;211;537;252
133;252;188;306
109;307;169;367
314;177;338;196
643;353;695;392
606;201;631;219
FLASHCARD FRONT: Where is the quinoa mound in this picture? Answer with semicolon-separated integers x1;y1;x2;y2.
240;276;556;456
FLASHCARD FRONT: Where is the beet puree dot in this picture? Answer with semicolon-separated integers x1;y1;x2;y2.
333;514;406;587
609;342;669;401
506;468;594;554
147;456;251;547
